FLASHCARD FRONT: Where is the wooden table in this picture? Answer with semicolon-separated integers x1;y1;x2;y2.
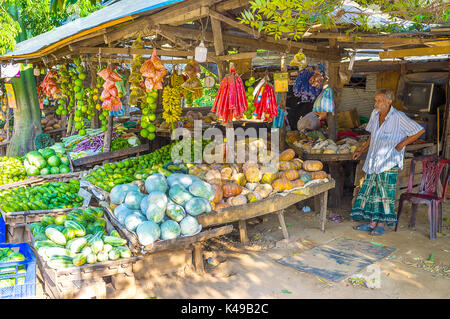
197;179;336;244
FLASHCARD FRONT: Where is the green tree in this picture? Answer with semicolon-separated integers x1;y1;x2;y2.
239;0;450;40
0;0;101;156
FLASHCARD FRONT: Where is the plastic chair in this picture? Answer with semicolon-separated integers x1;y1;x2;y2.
396;155;450;240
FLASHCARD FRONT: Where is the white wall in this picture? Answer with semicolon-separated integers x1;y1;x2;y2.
340;73;377;119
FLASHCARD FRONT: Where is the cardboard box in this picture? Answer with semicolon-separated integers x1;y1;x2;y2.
337;108;361;129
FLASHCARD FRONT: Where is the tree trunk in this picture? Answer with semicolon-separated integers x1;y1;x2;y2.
6;67;42;157
6;4;42;157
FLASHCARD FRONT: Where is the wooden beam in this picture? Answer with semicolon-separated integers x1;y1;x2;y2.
423;40;450;47
215;0;250;11
215;51;256;61
211;17;226;79
379;46;450;59
209;9;258;38
169;6;210;26
76;46;195;57
304;32;429;44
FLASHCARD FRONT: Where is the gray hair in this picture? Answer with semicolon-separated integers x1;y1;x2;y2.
376;89;394;102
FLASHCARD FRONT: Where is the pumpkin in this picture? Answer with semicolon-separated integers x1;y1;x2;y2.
278;161;295;171
215;202;231;210
220;166;233;180
291;158;303;170
311;170;327;180
245;182;259;191
208;178;223;186
261;172;278;184
291;178;305;188
303;160;324;172
228;194;247;206
272;178;292;192
222;183;242;197
232;173;247;186
205;169;222;183
280;169;299;181
211;184;223;203
247;191;262;203
279;149;295;161
254;184;272;198
243;163;262;183
300;173;313;183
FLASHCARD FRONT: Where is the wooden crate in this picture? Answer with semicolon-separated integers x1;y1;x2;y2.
0;171;81;191
337;108;361;129
28;207;141;299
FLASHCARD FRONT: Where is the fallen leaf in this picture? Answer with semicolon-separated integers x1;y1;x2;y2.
281;290;292;294
146;296;157;299
371;242;383;246
286;223;292;227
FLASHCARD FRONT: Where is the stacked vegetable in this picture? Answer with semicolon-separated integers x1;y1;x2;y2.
41;114;62;132
110;172;213;245
139;89;158;140
0;248;26;288
85;142;178;192
0;179;83;212
212;67;248;123
55;64;72;116
24;146;71;176
0;157;27;185
128;36;146;106
29;208;132;269
243;76;256;119
72;58;90;136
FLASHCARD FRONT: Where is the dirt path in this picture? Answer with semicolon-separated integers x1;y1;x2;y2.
35;199;450;299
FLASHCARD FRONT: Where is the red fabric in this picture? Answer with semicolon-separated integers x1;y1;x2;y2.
338;130;359;140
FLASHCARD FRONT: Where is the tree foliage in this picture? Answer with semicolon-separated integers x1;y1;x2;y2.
0;0;102;54
239;0;450;40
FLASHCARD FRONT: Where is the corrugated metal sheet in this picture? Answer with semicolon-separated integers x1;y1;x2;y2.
1;0;185;59
340;73;377;118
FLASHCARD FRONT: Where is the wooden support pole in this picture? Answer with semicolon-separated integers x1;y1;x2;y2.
193;242;205;275
211;17;227;80
276;210;289;240
238;220;249;244
319;191;328;232
103;115;113;153
279;52;287;150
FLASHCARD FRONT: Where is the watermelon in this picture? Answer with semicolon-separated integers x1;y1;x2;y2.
26;166;40;176
40;167;50;175
179;215;200;236
136;221;160;246
160;220;181;240
184;197;212;216
59;165;70;174
26;151;47;169
188;181;215;201
169;184;193;206
124;212;146;232
50;167;60;175
41;148;56;160
166;200;186;222
144;173;168;193
48;155;61;168
124;191;145;210
60;156;70;166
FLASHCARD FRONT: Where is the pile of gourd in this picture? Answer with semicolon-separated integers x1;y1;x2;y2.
109;172;211;246
293;137;362;154
187;147;327;210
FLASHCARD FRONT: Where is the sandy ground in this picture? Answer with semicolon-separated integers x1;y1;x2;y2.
35;197;450;299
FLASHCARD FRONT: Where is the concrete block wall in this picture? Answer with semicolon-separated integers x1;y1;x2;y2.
340;73;377;119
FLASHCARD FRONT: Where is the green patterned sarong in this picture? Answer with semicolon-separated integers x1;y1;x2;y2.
350;166;398;226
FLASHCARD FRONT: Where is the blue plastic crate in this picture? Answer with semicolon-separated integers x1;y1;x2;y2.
0;243;36;299
0;215;4;243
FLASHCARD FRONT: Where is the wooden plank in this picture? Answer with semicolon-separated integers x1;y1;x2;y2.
276;210;289;240
76;47;196;57
197;180;336;227
209;9;258;38
193;243;205;274
319;191;328;232
211;16;226;80
71;143;150;167
380;46;450;59
216;52;257;61
215;0;250;11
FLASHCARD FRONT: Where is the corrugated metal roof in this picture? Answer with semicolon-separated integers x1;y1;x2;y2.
1;0;185;60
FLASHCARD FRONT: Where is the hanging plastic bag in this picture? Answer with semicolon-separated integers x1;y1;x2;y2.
289;51;307;70
272;107;285;128
313;87;335;113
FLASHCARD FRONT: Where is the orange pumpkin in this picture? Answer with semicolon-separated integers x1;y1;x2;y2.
303;160;324;172
311;170;327;180
291;178;305;188
280;169;299;181
215;202;231;210
272;178;292;192
205;169;222;183
243;163;262;183
279;148;295;161
222;183;242;197
291;158;303;170
278;161;295;171
232;173;247;186
211;184;223;203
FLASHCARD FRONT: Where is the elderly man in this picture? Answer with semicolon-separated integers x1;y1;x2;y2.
351;89;425;236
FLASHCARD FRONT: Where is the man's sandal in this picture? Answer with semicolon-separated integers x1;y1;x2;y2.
370;226;386;236
353;224;375;231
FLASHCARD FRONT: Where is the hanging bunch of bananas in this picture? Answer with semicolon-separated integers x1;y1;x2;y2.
162;83;183;129
170;72;184;87
129;36;146;106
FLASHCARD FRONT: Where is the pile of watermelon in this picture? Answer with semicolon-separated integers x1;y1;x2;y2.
110;173;215;246
24;145;71;176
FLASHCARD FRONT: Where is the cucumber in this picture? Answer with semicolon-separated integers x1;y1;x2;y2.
64;220;86;237
96;251;109;262
116;246;132;258
45;228;67;245
86;253;97;264
108;248;120;261
109;230;121;238
103;236;127;247
66;237;87;254
72;254;87;266
34;240;63;250
80;246;92;256
48;255;73;269
102;244;113;253
45;247;71;259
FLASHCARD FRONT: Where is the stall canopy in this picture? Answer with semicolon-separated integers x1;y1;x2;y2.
0;0;185;61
